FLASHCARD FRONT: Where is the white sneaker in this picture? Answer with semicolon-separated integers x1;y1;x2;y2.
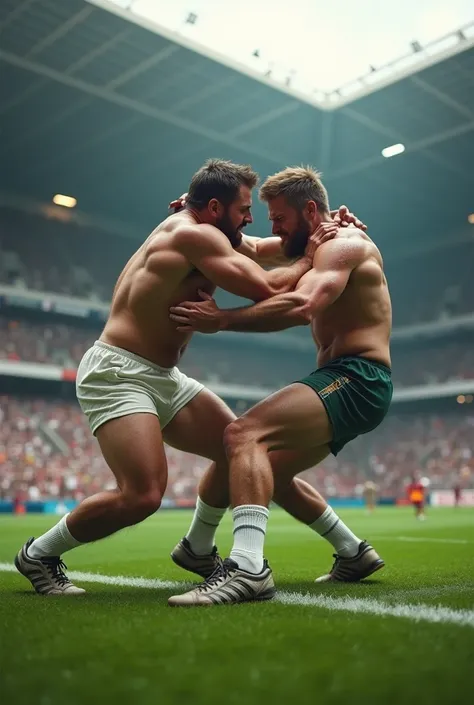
15;537;85;595
168;558;275;607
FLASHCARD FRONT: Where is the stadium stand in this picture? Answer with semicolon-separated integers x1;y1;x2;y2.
1;394;472;503
0;395;210;504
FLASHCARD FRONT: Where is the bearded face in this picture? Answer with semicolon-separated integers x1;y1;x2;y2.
216;208;245;248
281;213;311;258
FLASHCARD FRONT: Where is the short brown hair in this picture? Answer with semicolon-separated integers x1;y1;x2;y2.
187;158;258;210
259;166;329;213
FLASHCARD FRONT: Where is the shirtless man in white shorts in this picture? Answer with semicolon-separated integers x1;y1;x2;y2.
14;159;364;596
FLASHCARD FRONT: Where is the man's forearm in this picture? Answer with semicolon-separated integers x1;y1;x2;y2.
264;257;311;295
255;237;292;266
220;292;310;333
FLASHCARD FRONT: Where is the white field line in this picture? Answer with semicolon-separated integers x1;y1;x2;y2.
276;591;474;627
381;584;474;600
0;562;188;590
1;562;473;628
266;527;471;544
374;536;470;545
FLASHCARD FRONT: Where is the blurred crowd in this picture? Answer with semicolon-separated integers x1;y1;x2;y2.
2;315;474;389
0;207;128;303
1;395;472;503
0;395;209;504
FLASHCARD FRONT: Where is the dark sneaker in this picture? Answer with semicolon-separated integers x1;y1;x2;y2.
14;537;85;595
315;541;384;583
168;558;276;607
171;537;221;579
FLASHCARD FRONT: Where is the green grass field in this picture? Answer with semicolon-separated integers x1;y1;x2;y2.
1;507;473;705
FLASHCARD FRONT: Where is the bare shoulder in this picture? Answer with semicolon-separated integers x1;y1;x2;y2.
314;228;371;268
173;222;231;255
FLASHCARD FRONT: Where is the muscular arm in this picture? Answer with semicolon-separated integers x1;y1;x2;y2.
217;239;367;332
237;234;290;266
177;225;311;302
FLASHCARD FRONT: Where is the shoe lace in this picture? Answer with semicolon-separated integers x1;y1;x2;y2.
197;558;233;593
42;557;71;587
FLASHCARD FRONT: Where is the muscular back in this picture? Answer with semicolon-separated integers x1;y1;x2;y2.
310;229;392;366
102;212;215;367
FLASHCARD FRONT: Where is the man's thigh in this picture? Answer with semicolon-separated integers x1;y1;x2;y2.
96;412;168;496
163;387;236;462
234;383;333;454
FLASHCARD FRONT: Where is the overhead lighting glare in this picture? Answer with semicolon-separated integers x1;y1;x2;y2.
381;143;405;158
52;194;77;208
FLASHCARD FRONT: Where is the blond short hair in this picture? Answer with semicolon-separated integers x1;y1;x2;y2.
259;166;329;213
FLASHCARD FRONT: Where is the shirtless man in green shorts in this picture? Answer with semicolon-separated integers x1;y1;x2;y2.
168;166;392;606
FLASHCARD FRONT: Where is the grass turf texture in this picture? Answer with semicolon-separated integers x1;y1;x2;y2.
1;507;473;705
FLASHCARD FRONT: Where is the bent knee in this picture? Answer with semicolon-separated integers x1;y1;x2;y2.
121;489;162;524
223;416;262;454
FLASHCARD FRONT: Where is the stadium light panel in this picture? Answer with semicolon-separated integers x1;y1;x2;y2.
52;194;77;208
468;214;474;224
381;143;405;158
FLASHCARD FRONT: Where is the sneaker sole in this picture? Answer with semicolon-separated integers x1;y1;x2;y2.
359;557;385;580
169;586;277;607
254;587;277;602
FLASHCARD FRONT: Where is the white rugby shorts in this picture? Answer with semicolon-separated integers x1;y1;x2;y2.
76;341;204;435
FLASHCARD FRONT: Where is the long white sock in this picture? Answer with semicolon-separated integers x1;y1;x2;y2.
229;504;268;574
28;514;82;559
185;497;227;555
309;505;361;558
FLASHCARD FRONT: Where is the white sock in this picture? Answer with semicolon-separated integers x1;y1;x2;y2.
309;506;361;558
185;497;227;555
229;504;268;574
28;514;82;559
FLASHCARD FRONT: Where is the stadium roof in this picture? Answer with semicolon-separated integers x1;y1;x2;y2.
1;0;474;257
103;0;474;104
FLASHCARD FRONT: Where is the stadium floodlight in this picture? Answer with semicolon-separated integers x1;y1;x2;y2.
468;214;474;224
52;194;77;208
381;143;405;158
